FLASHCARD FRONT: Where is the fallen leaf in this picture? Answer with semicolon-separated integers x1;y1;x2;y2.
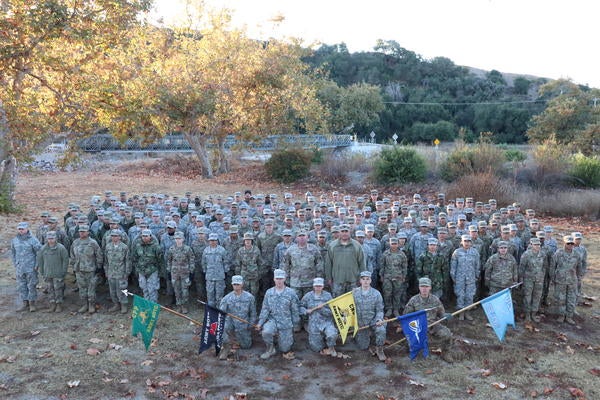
89;338;102;344
264;376;273;382
119;379;129;384
102;377;113;383
567;387;585;398
466;386;476;395
492;382;507;390
146;379;153;386
67;380;80;388
86;348;101;356
530;390;538;397
409;379;425;387
425;369;434;374
109;343;123;350
69;344;78;350
141;360;153;366
157;380;171;387
556;333;568;342
525;357;536;364
583;295;597;301
38;352;53;359
430;347;442;354
121;360;133;365
30;331;41;337
566;346;575;355
589;368;600;376
543;387;554;395
295;362;303;367
282;374;290;380
384;357;393;365
233;394;247;400
199;388;209;399
101;370;110;376
282;351;295;360
344;362;352;367
480;369;492;377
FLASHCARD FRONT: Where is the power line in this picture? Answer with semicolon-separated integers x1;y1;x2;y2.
383;99;547;105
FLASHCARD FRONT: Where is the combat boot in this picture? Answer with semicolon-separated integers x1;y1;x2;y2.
219;344;230;360
78;301;88;313
17;301;29;312
120;303;128;314
458;313;465;321
375;346;387;362
181;305;189;314
108;303;120;313
46;303;56;313
260;345;276;360
29;301;37;312
532;313;541;323
565;317;576;325
55;303;62;313
465;311;473;321
524;313;532;322
555;315;565;323
88;301;96;314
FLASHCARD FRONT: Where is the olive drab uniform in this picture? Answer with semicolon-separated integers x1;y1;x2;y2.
104;240;131;309
552;249;583;320
131;237;162;303
235;245;263;298
167;244;195;307
380;249;408;315
37;241;69;307
70;236;103;310
416;251;447;298
519;248;548;314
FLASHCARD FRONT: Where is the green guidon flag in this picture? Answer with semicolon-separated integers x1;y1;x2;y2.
131;295;161;350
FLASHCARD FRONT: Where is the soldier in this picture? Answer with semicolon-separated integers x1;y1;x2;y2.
484;241;518;295
160;220;178;302
380;237;408;317
190;227;209;301
409;220;433;261
12;222;42;312
37;231;69;312
256;219;282;302
167;231;195;313
273;229;295;270
300;277;338;356
520;238;548;322
219;275;257;360
202;233;228;307
572;232;588;305
234;233;263;299
104;229;131;313
282;230;324;301
70;224;103;313
450;235;480;321
353;271;387;361
416;238;447;299
256;269;300;359
325;224;365;297
404;277;453;362
131;229;162;303
552;236;583;325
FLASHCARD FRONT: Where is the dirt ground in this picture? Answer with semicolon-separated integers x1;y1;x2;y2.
1;162;598;400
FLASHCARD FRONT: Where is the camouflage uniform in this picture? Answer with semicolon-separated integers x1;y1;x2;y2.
70;236;103;306
404;293;452;349
167;244;195;306
353;286;386;349
104;241;131;307
282;244;324;300
300;290;338;352
258;286;300;352
131;237;162;303
256;231;283;297
380;249;408;314
190;237;209;300
159;232;176;296
222;235;243;293
520;248;548;314
202;245;228;306
573;244;588;303
12;231;42;303
450;247;480;309
416;251;447;298
484;253;518;294
273;241;293;270
552;249;583;319
37;241;69;305
235;245;263;298
219;289;257;349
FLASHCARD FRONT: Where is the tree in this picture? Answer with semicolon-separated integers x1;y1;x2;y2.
94;11;328;177
0;0;151;211
527;79;600;154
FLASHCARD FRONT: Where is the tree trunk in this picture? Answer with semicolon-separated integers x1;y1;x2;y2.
216;136;229;174
183;130;213;178
0;100;17;211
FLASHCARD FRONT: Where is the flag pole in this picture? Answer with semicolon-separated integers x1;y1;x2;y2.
122;290;204;327
196;300;260;329
356;307;438;332
386;282;522;348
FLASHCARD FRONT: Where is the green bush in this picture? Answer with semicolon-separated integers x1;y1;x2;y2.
504;149;527;163
570;153;600;188
439;140;505;182
265;148;312;183
373;147;427;184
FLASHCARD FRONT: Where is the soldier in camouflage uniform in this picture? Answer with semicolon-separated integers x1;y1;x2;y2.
37;231;69;312
300;278;338;356
484;241;518;295
131;229;162;303
12;222;42;312
380;237;408;317
552;236;583;325
450;235;480;321
519;238;548;322
190;227;209;301
234;232;263;299
273;229;294;270
69;224;103;313
222;225;243;294
167;231;195;313
257;269;300;359
159;221;178;302
218;275;257;360
282;230;324;301
572;232;588;304
202;233;228;307
416;238;447;299
104;229;131;313
256;219;282;303
353;271;387;361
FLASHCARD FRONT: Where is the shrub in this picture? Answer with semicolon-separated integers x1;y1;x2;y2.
373;147;427;184
444;172;516;205
513;188;600;218
439;140;505;182
504;149;527;163
570;153;600;188
530;136;572;189
318;152;372;184
264;148;312;183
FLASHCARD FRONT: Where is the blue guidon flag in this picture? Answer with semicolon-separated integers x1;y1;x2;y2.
481;288;516;342
199;304;227;355
398;310;429;360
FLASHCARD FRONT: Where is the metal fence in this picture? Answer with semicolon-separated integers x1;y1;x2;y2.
77;134;354;152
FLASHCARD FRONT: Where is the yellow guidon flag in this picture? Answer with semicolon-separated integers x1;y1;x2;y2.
327;292;358;344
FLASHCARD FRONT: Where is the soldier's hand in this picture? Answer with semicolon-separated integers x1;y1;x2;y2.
444;312;453;320
255;324;262;332
375;319;384;327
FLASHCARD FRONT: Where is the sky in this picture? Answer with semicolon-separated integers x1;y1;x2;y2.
151;0;600;88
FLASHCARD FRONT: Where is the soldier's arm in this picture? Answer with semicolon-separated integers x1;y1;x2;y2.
483;258;492;286
124;247;132;276
37;248;44;275
249;295;257;325
188;247;195;272
290;291;300;327
314;247;324;277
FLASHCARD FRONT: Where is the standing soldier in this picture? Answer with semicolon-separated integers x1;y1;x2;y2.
131;229;162;303
235;233;263;299
12;222;42;312
202;233;229;307
104;229;131;314
450;235;480;321
256;269;300;359
282;230;324;302
416;238;447;299
571;232;588;305
300;277;338;356
325;224;365;297
484;241;518;295
353;271;387;361
552;236;583;325
167;231;195;313
190;227;209;301
218;275;257;360
256;219;282;304
380;237;408;317
37;231;69;312
520;238;548;322
70;225;103;314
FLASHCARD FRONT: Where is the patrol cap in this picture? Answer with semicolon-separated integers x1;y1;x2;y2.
264;218;274;226
438;193;445;199
208;233;219;241
274;269;286;279
296;230;307;237
388;223;398;230
419;220;428;227
447;222;456;228
355;230;366;238
572;232;583;239
141;229;152;236
530;218;540;224
152;211;161;217
40;211;50;217
48;217;58;224
313;277;325;287
139;221;148;228
403;217;412;223
501;226;510;233
428;238;438;245
509;224;518;231
282;229;293;236
468;225;478;232
364;224;375;232
110;217;120;224
215;209;224;215
364;206;372;212
46;231;57;239
110;229;121;236
331;226;340;233
229;225;239;234
529;238;541;245
17;222;29;229
174;231;184;239
360;271;372;278
535;231;545;238
166;221;177;229
339;224;350;232
461;235;472;241
478;221;487;228
514;215;525;222
389;237;398;244
419;277;432;287
457;214;467;220
232;275;244;285
543;226;553;233
498;241;509;248
313;218;323;225
78;224;89;232
397;231;408;239
437;227;448;234
199;227;211;234
243;232;254;240
464;208;474;214
563;235;574;244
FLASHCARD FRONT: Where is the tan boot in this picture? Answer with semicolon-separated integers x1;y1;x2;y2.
219;344;230;360
329;347;337;357
532;313;540;323
46;303;56;313
55;303;62;313
120;303;128;314
556;315;565;323
88;301;96;314
565;317;576;325
260;345;276;360
375;346;387;362
29;301;37;312
78;301;88;313
108;303;119;313
17;301;29;312
459;313;465;321
465;311;473;321
181;305;189;314
525;313;532;322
